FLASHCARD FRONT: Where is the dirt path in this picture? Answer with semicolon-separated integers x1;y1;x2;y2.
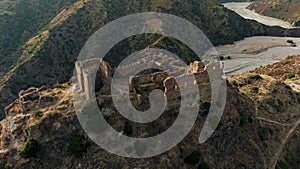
148;35;166;48
270;118;300;169
256;117;294;127
254;100;300;169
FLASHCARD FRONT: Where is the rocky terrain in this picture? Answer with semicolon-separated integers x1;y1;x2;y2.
2;0;300;120
0;0;300;168
248;0;300;26
229;55;300;169
0;55;299;168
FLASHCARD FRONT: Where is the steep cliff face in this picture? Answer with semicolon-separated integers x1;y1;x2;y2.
248;0;300;26
0;56;299;168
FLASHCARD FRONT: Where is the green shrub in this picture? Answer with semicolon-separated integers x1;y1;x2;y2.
248;116;253;123
202;102;211;110
23;128;30;139
232;80;238;86
248;74;263;81
19;139;40;158
219;55;224;60
198;162;210;169
240;115;250;127
34;111;43;117
123;121;133;136
287;73;295;79
184;151;201;165
251;87;259;93
216;121;223;130
54;84;67;89
278;160;289;169
4;163;12;169
61;100;69;105
258;130;264;141
287;40;294;44
57;105;68;110
67;134;90;157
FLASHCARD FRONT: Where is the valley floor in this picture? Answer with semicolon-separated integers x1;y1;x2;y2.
217;36;300;77
220;2;300;77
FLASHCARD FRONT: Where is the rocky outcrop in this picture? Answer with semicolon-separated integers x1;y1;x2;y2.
0;81;258;169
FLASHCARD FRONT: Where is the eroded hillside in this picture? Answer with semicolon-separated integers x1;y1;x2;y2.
229;55;300;169
0;55;299;168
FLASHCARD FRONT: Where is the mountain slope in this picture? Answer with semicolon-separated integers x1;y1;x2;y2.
1;0;300;120
0;0;79;76
229;55;300;169
0;55;299;168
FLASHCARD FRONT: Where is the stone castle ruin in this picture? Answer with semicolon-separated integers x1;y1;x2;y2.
4;52;224;116
74;52;224;109
5;86;58;116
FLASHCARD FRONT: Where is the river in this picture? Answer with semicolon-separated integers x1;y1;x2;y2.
219;2;300;77
223;2;294;28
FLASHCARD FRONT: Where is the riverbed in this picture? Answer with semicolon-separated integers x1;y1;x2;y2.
220;2;300;77
217;36;300;77
223;2;295;28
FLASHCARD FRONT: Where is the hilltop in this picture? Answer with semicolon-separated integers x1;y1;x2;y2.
0;55;299;168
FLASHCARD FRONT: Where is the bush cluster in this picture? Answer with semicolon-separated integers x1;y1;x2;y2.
19;139;41;158
248;74;263;81
184;151;202;165
67;134;90;157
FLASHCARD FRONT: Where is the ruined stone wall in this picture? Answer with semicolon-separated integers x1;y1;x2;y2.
75;58;103;99
75;54;217;107
4;86;58;116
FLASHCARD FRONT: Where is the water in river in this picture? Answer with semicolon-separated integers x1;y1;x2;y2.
223;2;295;28
219;2;300;77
